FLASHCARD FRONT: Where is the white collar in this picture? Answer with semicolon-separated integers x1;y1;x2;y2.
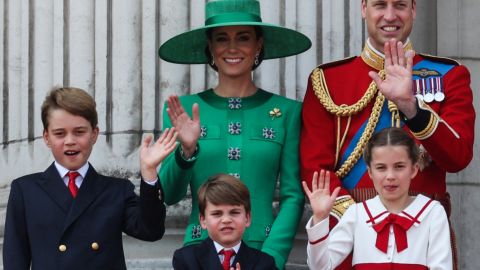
213;240;241;255
363;194;437;227
54;161;89;178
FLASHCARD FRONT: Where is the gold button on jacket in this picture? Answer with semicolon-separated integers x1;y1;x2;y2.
58;245;67;252
91;242;99;250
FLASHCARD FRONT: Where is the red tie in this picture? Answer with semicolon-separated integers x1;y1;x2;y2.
67;171;80;198
220;249;235;270
372;213;415;253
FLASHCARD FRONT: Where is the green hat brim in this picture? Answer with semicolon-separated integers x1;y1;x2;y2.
159;22;312;64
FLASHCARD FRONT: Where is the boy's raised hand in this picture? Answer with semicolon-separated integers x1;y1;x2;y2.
140;127;178;181
166;95;200;158
230;262;241;270
302;170;340;225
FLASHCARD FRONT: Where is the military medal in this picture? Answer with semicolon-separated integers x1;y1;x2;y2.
424;92;434;103
434;90;445;102
423;78;434;103
433;77;445;102
413;79;424;101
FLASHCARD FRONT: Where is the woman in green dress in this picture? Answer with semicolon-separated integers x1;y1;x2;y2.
154;0;311;268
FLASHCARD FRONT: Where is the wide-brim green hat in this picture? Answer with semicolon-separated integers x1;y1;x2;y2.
159;0;312;64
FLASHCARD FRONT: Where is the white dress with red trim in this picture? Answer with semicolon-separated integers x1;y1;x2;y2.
306;195;452;270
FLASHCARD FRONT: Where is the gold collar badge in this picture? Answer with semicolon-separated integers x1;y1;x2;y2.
361;39;414;71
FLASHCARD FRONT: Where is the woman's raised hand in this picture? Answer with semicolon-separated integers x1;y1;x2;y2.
166;95;200;158
302;170;340;225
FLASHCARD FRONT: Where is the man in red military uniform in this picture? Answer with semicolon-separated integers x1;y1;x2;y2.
301;0;475;269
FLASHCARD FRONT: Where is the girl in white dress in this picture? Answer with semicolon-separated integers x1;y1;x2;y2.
303;127;452;270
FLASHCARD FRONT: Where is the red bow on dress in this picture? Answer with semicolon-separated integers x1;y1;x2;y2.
372;213;415;253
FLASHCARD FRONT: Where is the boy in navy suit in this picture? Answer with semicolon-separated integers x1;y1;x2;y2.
172;174;277;270
3;87;177;270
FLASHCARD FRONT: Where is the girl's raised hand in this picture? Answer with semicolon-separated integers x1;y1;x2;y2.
302;170;340;225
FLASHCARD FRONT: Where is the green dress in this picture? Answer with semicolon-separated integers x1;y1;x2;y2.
160;89;304;269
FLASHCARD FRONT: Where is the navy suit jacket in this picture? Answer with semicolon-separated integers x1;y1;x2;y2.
172;237;277;270
3;163;166;270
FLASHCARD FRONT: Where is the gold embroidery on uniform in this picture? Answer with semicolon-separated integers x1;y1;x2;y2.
331;196;356;219
408;99;451;140
311;68;387;179
334;115;352;168
388;101;401;127
411;113;438;140
312;68;378;117
335;93;385;178
413;68;440;78
361;40;414;71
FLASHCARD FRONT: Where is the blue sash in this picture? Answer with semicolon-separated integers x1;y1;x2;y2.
340;102;391;189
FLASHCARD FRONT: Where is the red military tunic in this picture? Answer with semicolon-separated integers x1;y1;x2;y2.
301;40;474;269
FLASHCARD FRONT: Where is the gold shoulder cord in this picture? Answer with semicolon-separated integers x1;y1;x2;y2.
311;68;386;179
312;68;379;117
